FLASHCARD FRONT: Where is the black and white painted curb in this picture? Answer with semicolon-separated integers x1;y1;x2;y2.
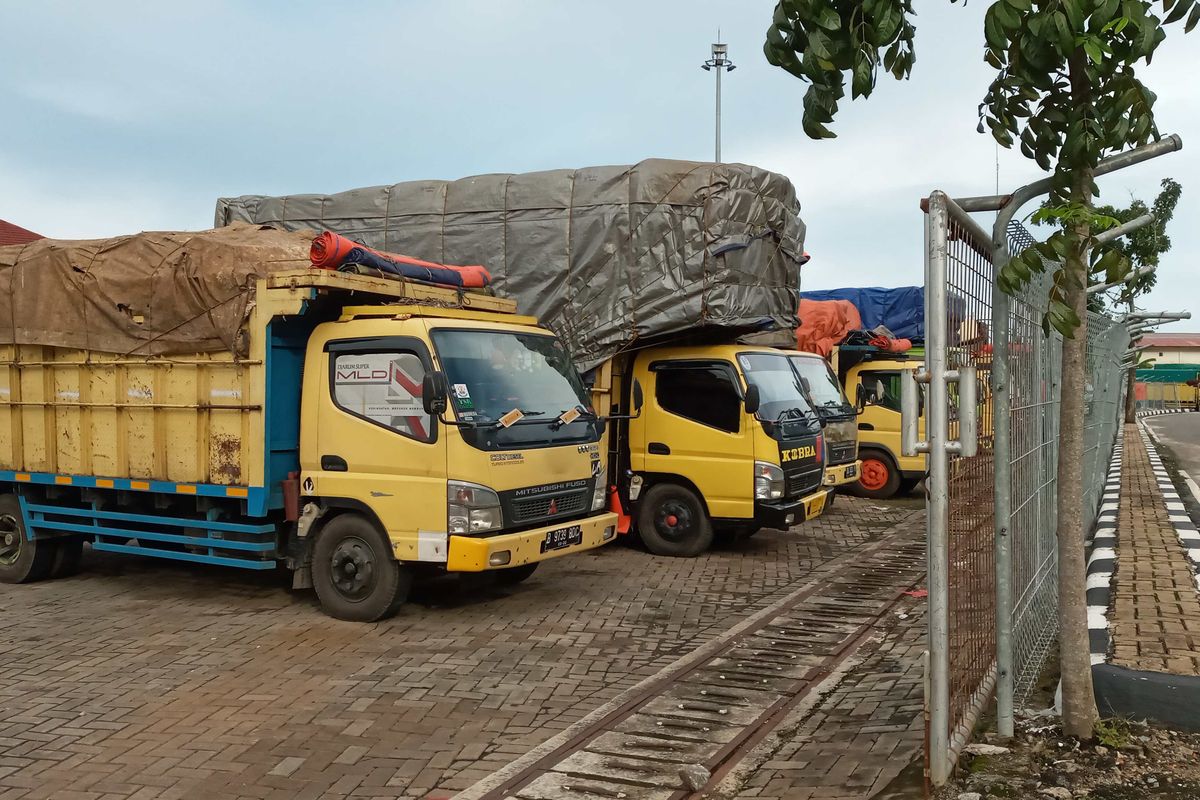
1087;430;1123;666
1140;424;1200;593
1137;408;1197;418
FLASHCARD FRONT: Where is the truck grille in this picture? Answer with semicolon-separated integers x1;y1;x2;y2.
511;490;588;523
783;463;822;499
828;441;857;465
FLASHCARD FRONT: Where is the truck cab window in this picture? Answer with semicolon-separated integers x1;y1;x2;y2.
655;365;740;433
331;351;434;442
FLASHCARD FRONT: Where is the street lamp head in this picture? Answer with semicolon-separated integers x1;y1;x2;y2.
712;42;728;59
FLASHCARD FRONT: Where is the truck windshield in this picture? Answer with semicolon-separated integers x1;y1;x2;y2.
431;330;592;425
737;353;821;431
789;355;853;416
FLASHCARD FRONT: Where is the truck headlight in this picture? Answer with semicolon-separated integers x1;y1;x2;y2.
447;481;503;535
754;461;785;501
591;471;608;512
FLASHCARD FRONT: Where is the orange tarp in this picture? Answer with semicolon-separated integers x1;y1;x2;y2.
796;299;862;358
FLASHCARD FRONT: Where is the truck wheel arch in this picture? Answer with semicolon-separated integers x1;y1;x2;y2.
633;473;711;517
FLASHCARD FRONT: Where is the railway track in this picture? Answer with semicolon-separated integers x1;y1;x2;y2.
459;516;928;800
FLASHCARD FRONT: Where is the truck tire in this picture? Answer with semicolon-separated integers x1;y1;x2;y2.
898;477;923;495
855;449;902;500
636;483;713;557
496;563;539;585
48;537;84;579
312;514;410;622
0;495;54;584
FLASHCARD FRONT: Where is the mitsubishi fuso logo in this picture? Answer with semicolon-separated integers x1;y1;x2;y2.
548;499;559;515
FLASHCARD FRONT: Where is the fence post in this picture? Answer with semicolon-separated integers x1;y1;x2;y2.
991;250;1015;738
925;192;952;786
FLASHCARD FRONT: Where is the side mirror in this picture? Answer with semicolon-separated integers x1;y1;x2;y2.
422;371;449;415
632;377;644;412
744;384;761;416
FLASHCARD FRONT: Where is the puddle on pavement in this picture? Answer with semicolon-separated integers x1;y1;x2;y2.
875;759;926;799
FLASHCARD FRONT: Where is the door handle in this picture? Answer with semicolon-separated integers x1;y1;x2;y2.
648;442;671;455
321;455;348;472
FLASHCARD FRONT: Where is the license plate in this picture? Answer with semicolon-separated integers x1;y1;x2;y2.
541;524;583;553
806;492;828;518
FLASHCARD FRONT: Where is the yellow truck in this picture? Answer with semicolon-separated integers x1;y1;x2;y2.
832;347;926;499
787;351;862;489
591;343;832;556
0;232;618;621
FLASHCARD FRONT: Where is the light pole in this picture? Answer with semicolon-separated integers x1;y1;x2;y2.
702;38;735;162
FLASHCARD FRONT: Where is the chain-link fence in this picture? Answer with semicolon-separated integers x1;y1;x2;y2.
924;193;1130;785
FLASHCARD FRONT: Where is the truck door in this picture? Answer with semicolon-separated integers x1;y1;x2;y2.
306;336;448;561
634;358;754;520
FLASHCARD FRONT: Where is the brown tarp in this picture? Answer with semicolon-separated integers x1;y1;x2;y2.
0;223;312;356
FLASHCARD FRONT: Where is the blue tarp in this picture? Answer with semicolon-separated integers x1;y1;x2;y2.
802;286;925;341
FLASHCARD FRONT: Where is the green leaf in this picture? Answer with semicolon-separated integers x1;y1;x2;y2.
816;5;843;31
1187;2;1200;31
1062;0;1085;30
1165;0;1194;24
984;5;1009;49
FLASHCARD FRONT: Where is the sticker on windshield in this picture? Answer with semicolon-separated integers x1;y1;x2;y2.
453;383;470;398
557;407;581;426
498;408;525;428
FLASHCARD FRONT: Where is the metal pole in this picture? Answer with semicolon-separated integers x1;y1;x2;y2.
715;62;722;163
926;192;952;786
1094;213;1154;246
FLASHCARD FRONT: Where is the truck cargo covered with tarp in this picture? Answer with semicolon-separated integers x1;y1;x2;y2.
802;286;925;341
0;223;314;356
215;159;807;371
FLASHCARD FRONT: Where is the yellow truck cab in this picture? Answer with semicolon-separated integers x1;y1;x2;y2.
787;351;861;488
0;263;617;622
593;344;832;556
834;348;926;499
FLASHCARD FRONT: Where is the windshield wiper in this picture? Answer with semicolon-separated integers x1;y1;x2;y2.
774;406;819;424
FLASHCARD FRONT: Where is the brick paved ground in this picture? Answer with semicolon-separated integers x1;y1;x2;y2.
0;497;918;800
724;594;926;800
1110;424;1200;675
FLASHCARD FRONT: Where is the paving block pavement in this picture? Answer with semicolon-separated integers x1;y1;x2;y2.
0;496;920;800
1109;425;1200;675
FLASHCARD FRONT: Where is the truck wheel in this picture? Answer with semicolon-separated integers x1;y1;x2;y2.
496;563;539;585
636;483;713;557
312;514;410;622
0;495;54;584
856;450;902;500
49;537;84;579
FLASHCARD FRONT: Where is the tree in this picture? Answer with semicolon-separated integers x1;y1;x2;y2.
1039;178;1182;419
764;1;1195;741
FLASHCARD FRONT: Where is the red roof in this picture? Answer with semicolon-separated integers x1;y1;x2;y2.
0;220;44;246
1140;333;1200;349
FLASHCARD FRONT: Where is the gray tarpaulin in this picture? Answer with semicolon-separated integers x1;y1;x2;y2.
216;159;806;371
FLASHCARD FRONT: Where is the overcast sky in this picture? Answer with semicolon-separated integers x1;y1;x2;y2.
2;1;1197;323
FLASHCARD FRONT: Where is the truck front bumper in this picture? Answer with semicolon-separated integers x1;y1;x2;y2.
823;459;862;487
446;512;618;572
755;488;835;530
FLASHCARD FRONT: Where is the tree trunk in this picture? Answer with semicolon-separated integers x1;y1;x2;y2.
1057;164;1100;741
1124;363;1137;423
1125;301;1137;423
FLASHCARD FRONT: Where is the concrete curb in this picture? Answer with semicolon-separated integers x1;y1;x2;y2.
1086;428;1122;666
1137;408;1197;418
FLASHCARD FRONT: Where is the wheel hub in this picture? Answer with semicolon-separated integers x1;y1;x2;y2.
655;502;693;541
0;514;21;566
330;537;375;600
